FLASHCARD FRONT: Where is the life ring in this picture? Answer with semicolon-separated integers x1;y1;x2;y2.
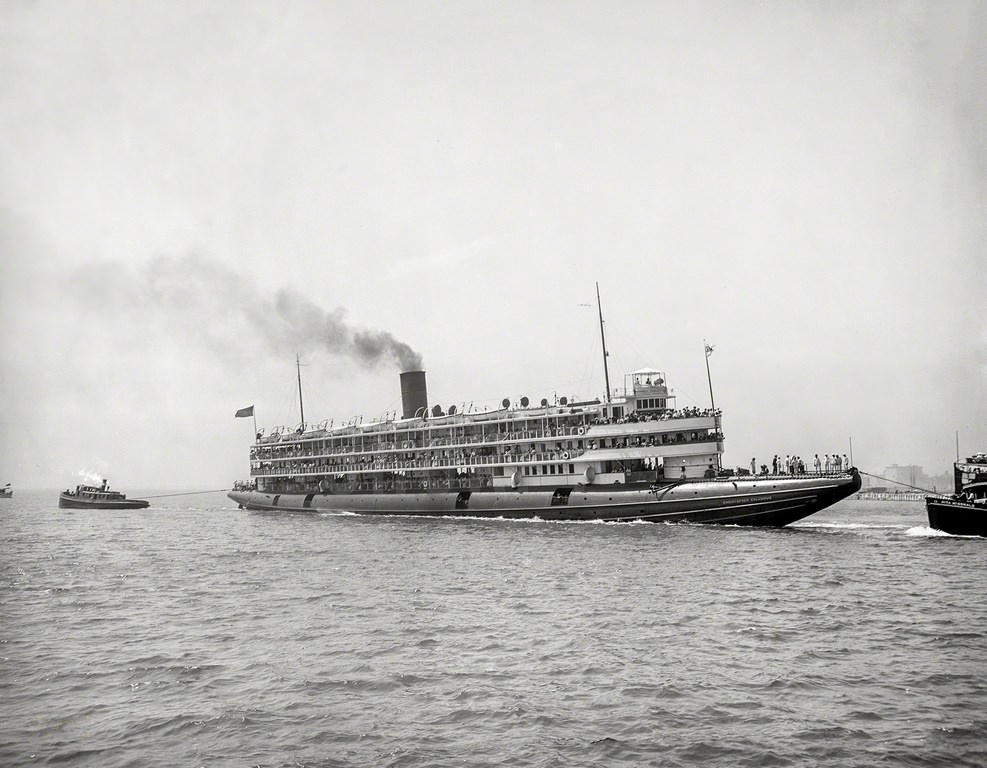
561;451;570;460
421;480;428;489
578;426;585;435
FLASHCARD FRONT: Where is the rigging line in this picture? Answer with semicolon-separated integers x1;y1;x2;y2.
141;489;231;499
857;471;936;495
274;377;296;429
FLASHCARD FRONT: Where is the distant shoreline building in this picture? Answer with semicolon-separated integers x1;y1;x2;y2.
861;464;951;494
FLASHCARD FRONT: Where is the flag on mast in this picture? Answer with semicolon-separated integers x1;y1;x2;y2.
704;343;715;358
234;405;254;418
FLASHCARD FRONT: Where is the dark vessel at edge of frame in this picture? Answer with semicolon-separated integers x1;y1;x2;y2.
926;452;987;537
59;479;150;510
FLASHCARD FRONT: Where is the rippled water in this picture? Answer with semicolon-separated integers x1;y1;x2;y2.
2;491;985;767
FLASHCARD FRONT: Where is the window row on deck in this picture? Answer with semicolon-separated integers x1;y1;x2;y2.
252;423;720;463
250;430;723;477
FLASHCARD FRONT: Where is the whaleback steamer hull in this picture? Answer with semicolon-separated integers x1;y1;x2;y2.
229;471;860;526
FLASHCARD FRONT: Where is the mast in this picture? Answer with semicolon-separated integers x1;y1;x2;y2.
296;353;305;429
703;340;716;413
596;282;611;403
704;340;719;470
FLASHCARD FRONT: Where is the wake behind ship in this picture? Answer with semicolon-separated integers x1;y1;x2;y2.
229;366;860;525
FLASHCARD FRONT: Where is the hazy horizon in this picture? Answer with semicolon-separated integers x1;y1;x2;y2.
2;2;985;490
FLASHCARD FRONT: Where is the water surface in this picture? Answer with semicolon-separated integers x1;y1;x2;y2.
2;493;984;767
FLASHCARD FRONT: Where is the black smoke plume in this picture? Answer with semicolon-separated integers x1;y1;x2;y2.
69;254;424;371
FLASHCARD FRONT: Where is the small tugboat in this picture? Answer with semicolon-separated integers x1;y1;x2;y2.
0;483;11;498
926;452;987;537
59;479;149;509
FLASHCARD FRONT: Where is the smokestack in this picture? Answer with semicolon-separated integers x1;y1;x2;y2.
400;371;428;419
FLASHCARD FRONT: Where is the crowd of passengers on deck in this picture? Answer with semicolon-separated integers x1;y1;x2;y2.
251;427;726;476
259;405;718;448
593;407;720;425
745;453;852;476
251;410;723;463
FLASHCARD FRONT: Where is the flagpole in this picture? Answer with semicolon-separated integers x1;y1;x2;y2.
235;405;258;440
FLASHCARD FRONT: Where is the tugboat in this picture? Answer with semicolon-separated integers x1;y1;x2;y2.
926;453;987;536
59;479;149;509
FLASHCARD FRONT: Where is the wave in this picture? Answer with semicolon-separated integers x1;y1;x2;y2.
905;525;955;537
794;521;908;531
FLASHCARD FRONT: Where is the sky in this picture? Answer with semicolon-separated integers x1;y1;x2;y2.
1;1;985;491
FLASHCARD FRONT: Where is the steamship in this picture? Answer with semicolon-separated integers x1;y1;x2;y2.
228;368;860;526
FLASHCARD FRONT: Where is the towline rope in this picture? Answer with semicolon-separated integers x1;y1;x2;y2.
140;489;231;499
858;470;936;495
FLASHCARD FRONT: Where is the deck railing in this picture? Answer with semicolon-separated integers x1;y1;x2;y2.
239;468;857;496
248;445;722;477
250;431;724;465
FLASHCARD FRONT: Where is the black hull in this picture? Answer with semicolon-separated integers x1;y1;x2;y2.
926;497;987;537
229;471;860;527
58;495;149;510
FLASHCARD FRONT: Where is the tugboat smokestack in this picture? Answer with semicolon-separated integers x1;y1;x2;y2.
400;371;428;419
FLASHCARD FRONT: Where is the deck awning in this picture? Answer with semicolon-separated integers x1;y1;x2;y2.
579;444;717;462
578;448;656;461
